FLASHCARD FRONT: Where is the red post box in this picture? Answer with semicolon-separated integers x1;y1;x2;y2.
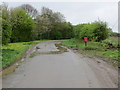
84;37;88;42
84;37;88;46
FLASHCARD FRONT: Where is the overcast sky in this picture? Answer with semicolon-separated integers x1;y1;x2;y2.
2;0;119;32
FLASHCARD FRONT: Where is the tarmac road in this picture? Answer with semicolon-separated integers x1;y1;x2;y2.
2;41;118;88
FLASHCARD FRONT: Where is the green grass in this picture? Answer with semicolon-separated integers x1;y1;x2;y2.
2;40;47;69
102;37;119;47
62;38;119;66
62;39;105;50
102;50;119;60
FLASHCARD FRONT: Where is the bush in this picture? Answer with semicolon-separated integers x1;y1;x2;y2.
50;30;62;40
10;8;35;42
1;5;12;45
92;21;109;42
109;32;120;37
2;19;12;45
73;21;110;42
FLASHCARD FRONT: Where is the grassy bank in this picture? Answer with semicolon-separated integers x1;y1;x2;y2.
2;40;47;69
62;37;119;66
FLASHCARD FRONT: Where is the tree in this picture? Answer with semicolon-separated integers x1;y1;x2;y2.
2;19;12;45
18;4;38;19
10;8;35;42
52;12;65;23
59;22;74;39
35;7;66;39
1;4;12;45
73;21;110;42
73;24;91;40
78;23;94;41
92;21;109;42
35;14;52;39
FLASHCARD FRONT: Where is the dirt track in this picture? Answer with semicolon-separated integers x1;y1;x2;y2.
2;41;118;88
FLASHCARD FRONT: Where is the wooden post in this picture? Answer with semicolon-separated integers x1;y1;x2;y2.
85;42;87;46
84;37;88;46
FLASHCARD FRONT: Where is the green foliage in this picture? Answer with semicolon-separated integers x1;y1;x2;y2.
19;4;38;18
1;3;119;68
50;30;62;40
35;7;73;40
83;46;97;50
109;32;120;37
73;24;84;39
2;5;12;45
73;21;110;42
62;38;119;62
61;39;81;47
10;8;35;42
2;49;19;68
102;50;119;60
102;37;119;48
49;22;74;40
60;22;74;39
2;40;47;69
92;21;109;42
1;5;73;43
79;23;94;41
2;19;12;45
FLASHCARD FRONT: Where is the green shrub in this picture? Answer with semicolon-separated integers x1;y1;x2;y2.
73;21;110;42
10;8;35;42
2;19;12;45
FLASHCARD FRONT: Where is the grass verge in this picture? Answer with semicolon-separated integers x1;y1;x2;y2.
61;38;119;67
2;40;47;69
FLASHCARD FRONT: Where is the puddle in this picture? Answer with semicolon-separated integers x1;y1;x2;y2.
29;43;68;58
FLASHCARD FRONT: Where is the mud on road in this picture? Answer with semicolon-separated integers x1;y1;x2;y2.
2;41;118;88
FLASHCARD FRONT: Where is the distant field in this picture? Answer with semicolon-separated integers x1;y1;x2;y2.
2;40;47;69
62;37;119;66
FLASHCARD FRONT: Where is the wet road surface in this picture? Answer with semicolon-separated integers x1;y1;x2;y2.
2;41;118;88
